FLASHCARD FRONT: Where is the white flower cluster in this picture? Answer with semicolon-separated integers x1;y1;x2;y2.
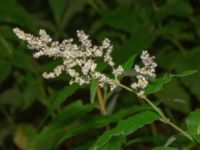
131;50;157;96
13;28;124;90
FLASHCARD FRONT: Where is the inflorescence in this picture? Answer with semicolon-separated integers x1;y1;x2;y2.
130;50;157;96
13;28;157;94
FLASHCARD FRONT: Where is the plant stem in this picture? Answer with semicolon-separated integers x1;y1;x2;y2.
116;82;194;142
142;96;168;121
96;85;107;115
115;81;133;92
167;120;194;142
143;96;194;142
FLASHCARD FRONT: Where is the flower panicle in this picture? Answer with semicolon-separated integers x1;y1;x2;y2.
13;28;157;94
130;50;157;96
13;28;124;91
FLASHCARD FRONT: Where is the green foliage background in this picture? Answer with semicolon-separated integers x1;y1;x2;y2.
0;0;200;149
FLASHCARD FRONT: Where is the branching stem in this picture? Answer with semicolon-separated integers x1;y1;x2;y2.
116;82;194;142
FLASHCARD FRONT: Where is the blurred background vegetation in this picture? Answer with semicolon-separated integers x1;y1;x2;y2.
0;0;200;149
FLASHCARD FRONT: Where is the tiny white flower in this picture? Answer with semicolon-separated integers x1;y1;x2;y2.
13;28;124;91
113;65;124;78
13;28;157;93
130;50;157;95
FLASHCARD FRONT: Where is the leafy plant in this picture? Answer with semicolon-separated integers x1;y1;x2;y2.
0;0;200;150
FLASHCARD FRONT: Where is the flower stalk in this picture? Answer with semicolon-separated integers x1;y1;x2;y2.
116;81;194;142
96;85;107;115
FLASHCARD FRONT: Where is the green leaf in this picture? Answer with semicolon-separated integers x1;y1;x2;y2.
48;0;86;28
125;135;166;146
155;79;191;113
13;50;37;73
90;79;98;103
153;0;193;22
122;54;136;72
0;36;14;58
159;20;189;36
34;101;94;143
114;27;157;64
171;70;198;77
0;87;23;111
152;146;178;150
0;26;17;40
57;106;140;145
22;76;40;110
49;84;79;112
48;0;68;25
164;136;176;147
93;111;160;149
146;70;197;94
158;20;194;42
98;136;125;150
146;74;172;94
173;48;200;101
73;141;95;150
51;101;94;126
0;0;37;30
101;7;140;33
60;0;86;29
186;109;200;143
0;59;12;87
